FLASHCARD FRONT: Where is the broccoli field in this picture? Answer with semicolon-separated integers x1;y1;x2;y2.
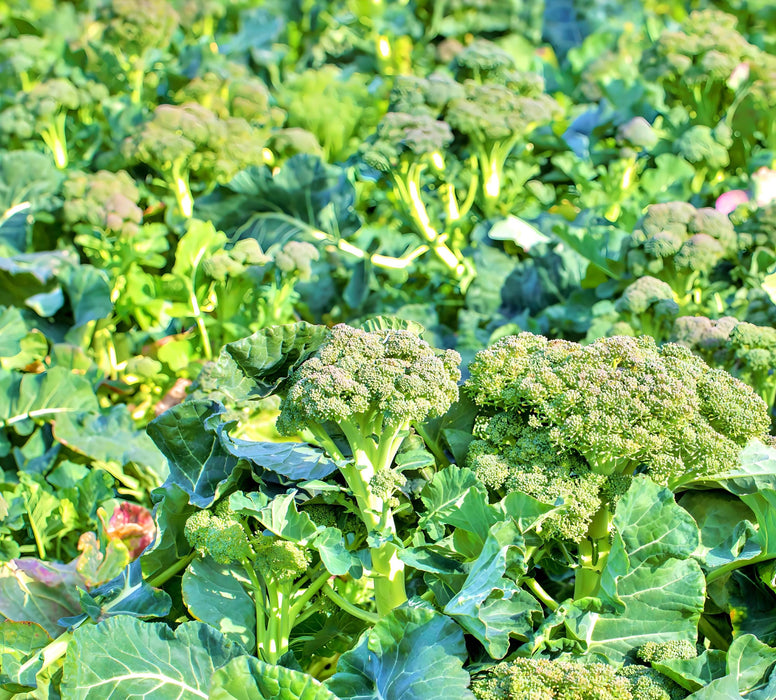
6;0;776;697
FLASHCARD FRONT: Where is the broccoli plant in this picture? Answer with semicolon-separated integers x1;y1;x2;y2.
0;78;108;169
274;324;461;615
183;497;343;665
445;78;560;214
673;317;776;410
122;103;265;218
362;111;467;276
465;333;771;599
80;0;180;104
623;202;739;308
611;276;680;342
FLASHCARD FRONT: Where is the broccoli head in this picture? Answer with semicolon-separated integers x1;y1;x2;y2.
671;316;738;364
614;276;679;341
625;202;738;304
184;506;251;565
390;73;465;117
674;124;732;172
273;241;320;281
453;39;516;82
466;332;770;597
470;657;633;700
362;111;454;173
122;103;265;217
637;640;698;664
252;535;311;583
63;170;143;236
0;77;107;169
617;666;688;700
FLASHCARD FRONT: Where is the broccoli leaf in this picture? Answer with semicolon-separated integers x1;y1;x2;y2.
181;556;256;652
62;617;242;699
148;400;242;509
326;603;474;700
210;655;341;700
566;476;706;662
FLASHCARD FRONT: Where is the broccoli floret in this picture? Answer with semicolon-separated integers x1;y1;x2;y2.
0;35;61;92
63;170;143;236
184;507;251;564
470;657;633;700
174;69;285;129
0;78;107;169
88;0;180;104
390;73;466;117
276;324;461;616
670;316;738;364
625;202;738;305
675;125;731;172
252;535;311;583
728;322;776;407
268;128;324;161
183;498;332;665
273;241;320;281
617;117;659;151
614;277;679;342
122;103;264;217
617;666;687;700
445;81;560;207
465;332;771;598
637;640;698;664
453;40;516;82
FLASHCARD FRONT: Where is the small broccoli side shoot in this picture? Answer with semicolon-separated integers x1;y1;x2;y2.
276;324;461;616
613;276;680;342
465;333;770;599
184;500;326;665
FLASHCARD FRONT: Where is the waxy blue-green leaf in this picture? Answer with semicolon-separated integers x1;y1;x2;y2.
566;476;705;662
181;556;255;652
0;620;51;689
218;429;338;481
62;616;242;699
209;656;341;700
148;400;241;508
443;521;541;658
326;603;474;700
199;322;330;402
419;466;489;541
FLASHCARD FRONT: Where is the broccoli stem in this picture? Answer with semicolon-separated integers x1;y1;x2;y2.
169;162;194;218
39;114;68;169
337;420;409;616
574;503;612;600
322;582;380;624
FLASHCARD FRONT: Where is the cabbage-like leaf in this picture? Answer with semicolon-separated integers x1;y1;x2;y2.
210;656;341;700
62;616;242;699
326;603;473;700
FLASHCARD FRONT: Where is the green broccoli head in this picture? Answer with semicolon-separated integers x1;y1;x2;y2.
614;276;679;340
273;241;320;281
184;507;251;565
674;125;731;170
390;73;465;117
617;666;688;700
252;535;310;583
626;202;738;299
362;112;454;172
453;40;516;81
97;0;180;61
637;640;698;664
63;170;143;235
671;316;738;360
470;657;633;700
467;425;607;543
466;333;770;487
276;324;461;437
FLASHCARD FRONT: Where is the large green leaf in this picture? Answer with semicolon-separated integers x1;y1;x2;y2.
443;521;541;659
218;430;338;481
418;466;489;541
148;401;241;508
566;476;706;662
181;556;255;652
62;616;243;699
326;604;474;700
210;656;341;700
206;323;331;401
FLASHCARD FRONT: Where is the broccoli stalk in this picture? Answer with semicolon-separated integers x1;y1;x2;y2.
276;324;461;616
363;112;468;276
184;503;331;665
465;333;771;601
